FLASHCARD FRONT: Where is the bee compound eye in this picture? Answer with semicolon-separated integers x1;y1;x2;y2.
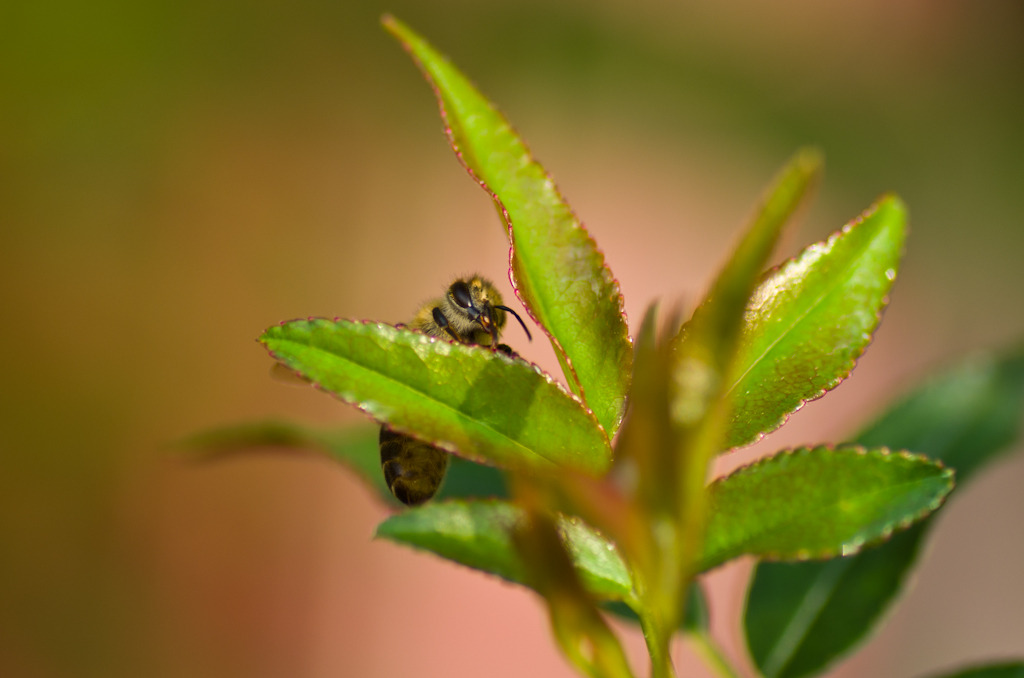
431;306;449;329
450;280;473;309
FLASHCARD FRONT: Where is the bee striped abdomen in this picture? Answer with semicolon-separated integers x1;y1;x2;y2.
379;426;450;506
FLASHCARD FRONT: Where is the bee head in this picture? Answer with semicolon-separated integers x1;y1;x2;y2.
447;276;532;346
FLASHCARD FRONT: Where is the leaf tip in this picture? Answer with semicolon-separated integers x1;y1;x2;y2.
380;13;413;46
873;192;909;226
794;146;825;175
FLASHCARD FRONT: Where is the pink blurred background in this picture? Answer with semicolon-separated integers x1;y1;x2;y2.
2;1;1023;676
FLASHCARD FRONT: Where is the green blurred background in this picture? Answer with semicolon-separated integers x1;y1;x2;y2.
2;1;1022;676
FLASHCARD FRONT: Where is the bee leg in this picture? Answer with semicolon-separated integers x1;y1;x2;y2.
484;309;500;346
432;306;460;341
495;343;517;357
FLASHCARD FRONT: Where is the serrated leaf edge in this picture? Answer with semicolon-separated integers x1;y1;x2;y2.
382;16;631;433
709;445;954;563
259;318;609;468
375;498;525;580
375;498;633;598
727;196;906;450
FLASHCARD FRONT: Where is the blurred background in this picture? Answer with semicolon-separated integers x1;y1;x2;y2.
2;1;1023;676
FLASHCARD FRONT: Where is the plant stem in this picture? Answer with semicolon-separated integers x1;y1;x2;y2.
690;630;742;678
637;607;676;678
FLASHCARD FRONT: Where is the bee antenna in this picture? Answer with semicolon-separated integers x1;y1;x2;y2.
495;305;532;342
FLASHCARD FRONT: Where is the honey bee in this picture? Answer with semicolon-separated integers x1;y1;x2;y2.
380;275;531;506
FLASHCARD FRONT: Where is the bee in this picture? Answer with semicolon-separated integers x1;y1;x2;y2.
380;275;531;506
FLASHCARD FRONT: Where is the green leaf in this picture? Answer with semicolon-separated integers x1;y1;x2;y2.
668;148;822;558
260;319;610;474
621;150;822;642
725;195;907;450
180;420;393;501
744;527;924;678
602;581;710;633
179;418;362;454
744;345;1024;678
729;196;905;450
614;302;677;515
376;499;633;601
509;506;635;678
923;663;1024;678
180;420;509;504
671;148;822;431
382;16;632;439
855;346;1024;483
439;455;510;501
699;446;953;572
